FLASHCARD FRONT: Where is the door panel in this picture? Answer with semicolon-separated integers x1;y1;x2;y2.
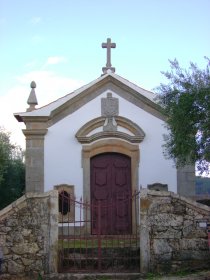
91;153;131;235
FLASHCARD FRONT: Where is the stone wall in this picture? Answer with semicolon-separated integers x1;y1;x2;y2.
0;191;58;279
1;188;209;278
140;189;210;274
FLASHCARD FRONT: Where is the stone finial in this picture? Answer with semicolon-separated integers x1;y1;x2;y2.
27;81;38;111
102;38;116;74
30;81;36;89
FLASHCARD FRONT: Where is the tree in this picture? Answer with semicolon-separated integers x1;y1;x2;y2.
0;127;25;209
156;58;210;174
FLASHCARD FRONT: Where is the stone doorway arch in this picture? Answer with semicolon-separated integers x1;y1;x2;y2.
82;139;139;234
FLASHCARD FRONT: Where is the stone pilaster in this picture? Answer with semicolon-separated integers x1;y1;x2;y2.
140;189;151;273
177;165;195;198
23;128;48;193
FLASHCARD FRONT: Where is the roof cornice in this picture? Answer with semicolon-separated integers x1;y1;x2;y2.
49;75;166;126
14;74;166;126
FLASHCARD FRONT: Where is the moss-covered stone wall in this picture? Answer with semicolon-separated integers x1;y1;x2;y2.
0;191;58;279
140;189;210;273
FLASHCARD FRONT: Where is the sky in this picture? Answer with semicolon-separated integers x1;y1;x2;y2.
0;0;209;149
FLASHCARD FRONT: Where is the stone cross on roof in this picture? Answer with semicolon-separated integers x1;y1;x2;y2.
102;38;116;74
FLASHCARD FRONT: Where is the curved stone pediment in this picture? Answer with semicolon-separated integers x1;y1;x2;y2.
76;116;145;144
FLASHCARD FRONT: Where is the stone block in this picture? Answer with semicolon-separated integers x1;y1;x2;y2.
148;190;171;197
149;202;173;215
152;227;182;239
12;254;21;261
3;246;10;255
149;213;183;227
140;198;152;211
155;252;172;261
12;242;39;255
153;239;172;255
182;224;195;237
21;257;34;266
180;238;208;250
193;228;208;238
173;250;210;261
155;261;172;273
13;232;24;243
6;218;19;227
22;229;32;237
0;226;11;233
147;183;168;191
8;260;25;274
173;203;186;215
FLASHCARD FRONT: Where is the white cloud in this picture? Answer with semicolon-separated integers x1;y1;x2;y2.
46;56;67;65
24;60;38;68
0;86;26;148
16;70;83;105
25;57;67;70
0;70;84;148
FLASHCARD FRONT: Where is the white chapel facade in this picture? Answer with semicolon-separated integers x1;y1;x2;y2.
14;38;185;202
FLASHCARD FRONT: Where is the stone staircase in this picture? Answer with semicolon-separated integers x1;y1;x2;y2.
58;247;140;273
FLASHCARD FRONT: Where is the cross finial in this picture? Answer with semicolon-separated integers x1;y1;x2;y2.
102;38;116;74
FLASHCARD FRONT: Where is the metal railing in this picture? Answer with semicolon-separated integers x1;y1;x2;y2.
58;191;140;273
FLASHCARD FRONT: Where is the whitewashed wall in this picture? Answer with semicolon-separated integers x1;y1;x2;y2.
44;90;177;196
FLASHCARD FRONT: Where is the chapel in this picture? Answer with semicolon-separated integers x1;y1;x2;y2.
14;39;195;224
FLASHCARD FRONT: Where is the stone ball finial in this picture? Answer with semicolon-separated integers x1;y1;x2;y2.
27;80;38;111
30;81;36;89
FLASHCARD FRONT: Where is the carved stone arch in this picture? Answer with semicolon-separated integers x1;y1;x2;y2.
75;116;145;144
82;139;139;233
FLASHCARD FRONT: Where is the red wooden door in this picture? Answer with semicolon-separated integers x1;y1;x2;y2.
91;153;132;235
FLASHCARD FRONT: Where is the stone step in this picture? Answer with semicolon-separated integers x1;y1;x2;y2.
43;273;142;280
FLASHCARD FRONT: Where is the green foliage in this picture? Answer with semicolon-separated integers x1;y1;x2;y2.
156;58;210;174
37;273;43;280
0;129;12;184
0;127;25;210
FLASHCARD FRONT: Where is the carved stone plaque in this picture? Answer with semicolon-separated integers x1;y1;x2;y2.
101;92;119;117
101;92;119;132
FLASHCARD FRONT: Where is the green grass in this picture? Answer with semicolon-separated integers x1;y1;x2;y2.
59;238;139;249
146;269;209;279
146;272;162;279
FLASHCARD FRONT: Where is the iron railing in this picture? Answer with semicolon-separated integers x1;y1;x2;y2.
58;191;140;273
